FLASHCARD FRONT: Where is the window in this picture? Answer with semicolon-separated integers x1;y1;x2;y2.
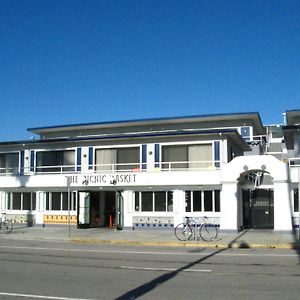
12;193;21;210
294;189;299;213
135;191;173;212
185;190;220;212
240;126;251;141
36;150;75;173
162;144;213;170
0;153;19;174
9;192;36;211
141;192;153;211
95;147;140;171
45;192;77;211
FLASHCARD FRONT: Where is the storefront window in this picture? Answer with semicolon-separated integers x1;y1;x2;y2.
23;193;31;210
135;191;174;212
141;192;153;211
155;192;166;211
185;190;221;212
204;191;213;211
12;193;21;210
52;193;61;210
294;189;299;212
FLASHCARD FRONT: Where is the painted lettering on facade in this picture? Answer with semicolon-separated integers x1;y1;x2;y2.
68;174;137;186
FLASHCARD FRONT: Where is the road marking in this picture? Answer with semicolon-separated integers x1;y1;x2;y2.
0;245;298;257
0;292;96;300
120;266;212;272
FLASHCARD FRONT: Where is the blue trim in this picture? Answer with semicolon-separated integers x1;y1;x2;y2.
142;145;147;170
20;151;25;175
30;150;35;172
155;144;160;168
88;147;93;170
77;148;82;171
214;141;220;168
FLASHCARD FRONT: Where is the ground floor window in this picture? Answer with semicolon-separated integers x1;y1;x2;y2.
134;191;173;212
45;192;77;211
7;192;36;211
185;190;220;212
293;189;299;212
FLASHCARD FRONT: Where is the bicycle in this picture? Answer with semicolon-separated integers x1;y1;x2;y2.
0;213;13;233
174;216;218;242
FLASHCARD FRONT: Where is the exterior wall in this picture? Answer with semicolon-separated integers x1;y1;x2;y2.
221;155;293;231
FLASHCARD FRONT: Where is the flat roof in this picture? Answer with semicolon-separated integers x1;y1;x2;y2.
28;112;265;135
286;109;300;125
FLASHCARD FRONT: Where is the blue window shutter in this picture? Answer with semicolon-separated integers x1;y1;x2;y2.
214;141;220;168
20;151;25;175
142;145;147;170
30;150;35;172
88;147;93;170
155;144;160;168
77;148;82;171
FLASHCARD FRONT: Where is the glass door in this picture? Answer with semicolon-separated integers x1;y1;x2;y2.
115;191;124;230
78;192;90;228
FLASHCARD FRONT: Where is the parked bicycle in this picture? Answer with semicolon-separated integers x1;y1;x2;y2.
0;213;13;233
175;216;218;242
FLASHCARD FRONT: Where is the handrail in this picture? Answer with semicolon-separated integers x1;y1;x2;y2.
0;159;221;175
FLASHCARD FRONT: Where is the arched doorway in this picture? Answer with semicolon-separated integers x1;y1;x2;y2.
239;169;274;229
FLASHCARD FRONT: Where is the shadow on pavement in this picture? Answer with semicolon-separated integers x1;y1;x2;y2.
115;230;249;300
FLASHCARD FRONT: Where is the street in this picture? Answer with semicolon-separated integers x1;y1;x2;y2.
0;239;299;300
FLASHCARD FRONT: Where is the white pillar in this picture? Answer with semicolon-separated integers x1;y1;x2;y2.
273;183;293;231
220;183;238;231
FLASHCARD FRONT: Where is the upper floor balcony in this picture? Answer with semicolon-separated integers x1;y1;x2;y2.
0;159;221;176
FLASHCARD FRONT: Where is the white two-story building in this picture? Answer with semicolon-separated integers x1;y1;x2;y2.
0;111;299;232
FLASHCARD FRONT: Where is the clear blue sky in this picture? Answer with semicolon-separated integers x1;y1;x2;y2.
1;0;299;141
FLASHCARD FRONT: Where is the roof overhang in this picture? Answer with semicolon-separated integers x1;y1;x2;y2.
0;128;251;151
27;112;265;136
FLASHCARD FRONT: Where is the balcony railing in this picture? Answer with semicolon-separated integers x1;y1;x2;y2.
0;160;221;176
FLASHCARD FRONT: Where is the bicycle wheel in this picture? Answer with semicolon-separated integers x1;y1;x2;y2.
3;220;13;233
174;223;193;241
199;224;217;242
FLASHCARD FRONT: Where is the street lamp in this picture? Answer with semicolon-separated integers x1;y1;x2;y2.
66;176;71;238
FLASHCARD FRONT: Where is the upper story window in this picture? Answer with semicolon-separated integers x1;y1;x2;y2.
0;153;19;174
95;147;140;171
240;126;252;141
161;144;213;170
36;150;75;173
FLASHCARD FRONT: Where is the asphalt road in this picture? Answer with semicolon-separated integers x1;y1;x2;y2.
0;239;299;300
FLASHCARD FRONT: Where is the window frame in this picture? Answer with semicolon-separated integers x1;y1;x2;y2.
134;191;173;212
185;190;220;213
161;142;214;170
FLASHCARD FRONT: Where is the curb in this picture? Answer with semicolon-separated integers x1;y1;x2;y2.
70;238;300;250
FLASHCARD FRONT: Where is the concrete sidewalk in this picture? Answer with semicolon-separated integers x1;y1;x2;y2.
1;225;300;249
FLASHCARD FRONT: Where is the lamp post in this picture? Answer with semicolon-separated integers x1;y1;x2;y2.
298;168;300;241
66;176;71;238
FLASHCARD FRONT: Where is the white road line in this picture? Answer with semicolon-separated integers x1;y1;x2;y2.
0;245;297;257
0;292;96;300
120;266;212;272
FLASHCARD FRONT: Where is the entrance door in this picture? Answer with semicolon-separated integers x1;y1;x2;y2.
78;192;90;228
243;189;274;229
115;191;124;230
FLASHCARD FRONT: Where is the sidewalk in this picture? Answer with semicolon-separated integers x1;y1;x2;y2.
1;225;300;249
